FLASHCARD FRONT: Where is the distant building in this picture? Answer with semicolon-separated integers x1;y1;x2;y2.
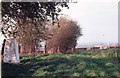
108;44;119;48
94;44;108;49
76;43;119;51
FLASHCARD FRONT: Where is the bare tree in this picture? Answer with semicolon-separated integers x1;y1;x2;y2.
46;16;82;53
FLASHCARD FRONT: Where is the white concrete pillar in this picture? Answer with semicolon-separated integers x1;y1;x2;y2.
3;38;20;63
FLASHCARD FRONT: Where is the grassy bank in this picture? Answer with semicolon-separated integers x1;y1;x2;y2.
2;48;120;77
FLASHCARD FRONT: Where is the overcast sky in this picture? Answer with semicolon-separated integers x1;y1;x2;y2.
61;0;119;46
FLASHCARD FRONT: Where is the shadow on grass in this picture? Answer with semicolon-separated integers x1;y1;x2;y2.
2;62;37;76
42;57;119;76
2;53;120;77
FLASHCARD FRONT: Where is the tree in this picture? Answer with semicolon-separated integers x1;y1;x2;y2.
1;2;69;38
46;16;82;53
1;1;69;54
16;18;51;54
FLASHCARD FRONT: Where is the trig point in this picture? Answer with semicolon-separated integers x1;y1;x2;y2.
3;38;20;63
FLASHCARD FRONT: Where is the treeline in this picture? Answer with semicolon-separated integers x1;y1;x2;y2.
19;16;82;54
1;2;82;55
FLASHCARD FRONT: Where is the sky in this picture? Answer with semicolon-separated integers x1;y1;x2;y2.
61;0;119;46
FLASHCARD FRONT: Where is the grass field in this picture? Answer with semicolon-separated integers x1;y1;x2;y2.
2;48;120;77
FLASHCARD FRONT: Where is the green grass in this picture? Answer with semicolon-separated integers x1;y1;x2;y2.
2;48;120;77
